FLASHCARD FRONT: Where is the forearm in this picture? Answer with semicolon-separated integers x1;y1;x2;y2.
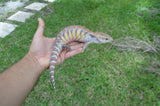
0;54;43;106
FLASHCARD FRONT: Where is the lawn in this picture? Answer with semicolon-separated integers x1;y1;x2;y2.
0;0;160;105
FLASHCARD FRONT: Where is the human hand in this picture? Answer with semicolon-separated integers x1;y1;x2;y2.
28;18;84;71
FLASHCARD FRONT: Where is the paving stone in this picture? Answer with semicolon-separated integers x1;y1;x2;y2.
25;2;48;11
8;11;34;22
44;0;56;2
0;22;17;38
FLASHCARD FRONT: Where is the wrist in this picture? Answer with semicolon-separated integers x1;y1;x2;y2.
26;53;44;74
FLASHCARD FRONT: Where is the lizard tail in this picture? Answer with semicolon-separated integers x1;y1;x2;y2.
49;64;56;91
49;45;62;92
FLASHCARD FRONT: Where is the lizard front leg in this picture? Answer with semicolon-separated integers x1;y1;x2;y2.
82;42;92;52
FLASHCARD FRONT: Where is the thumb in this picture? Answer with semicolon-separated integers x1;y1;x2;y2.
34;18;45;37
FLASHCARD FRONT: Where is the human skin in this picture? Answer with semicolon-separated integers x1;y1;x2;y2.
0;18;84;106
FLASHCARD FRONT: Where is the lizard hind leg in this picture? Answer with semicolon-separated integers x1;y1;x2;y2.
62;45;71;51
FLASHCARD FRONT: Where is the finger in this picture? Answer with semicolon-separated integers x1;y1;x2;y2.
70;43;84;50
34;18;45;37
65;48;83;60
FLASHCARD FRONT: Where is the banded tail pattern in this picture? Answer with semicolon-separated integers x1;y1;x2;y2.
49;40;63;91
49;25;100;91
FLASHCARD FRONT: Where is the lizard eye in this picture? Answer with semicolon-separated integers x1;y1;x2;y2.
106;38;108;40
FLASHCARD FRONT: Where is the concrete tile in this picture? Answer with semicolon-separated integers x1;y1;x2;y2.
8;11;34;22
44;0;56;2
0;22;17;38
25;2;48;11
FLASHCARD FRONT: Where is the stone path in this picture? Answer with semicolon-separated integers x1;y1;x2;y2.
8;11;34;22
25;2;48;11
0;0;55;38
0;22;17;38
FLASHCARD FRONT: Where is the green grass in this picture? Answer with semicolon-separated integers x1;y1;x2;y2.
0;0;160;105
0;0;11;3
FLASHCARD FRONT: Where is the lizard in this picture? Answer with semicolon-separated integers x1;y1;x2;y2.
49;25;113;92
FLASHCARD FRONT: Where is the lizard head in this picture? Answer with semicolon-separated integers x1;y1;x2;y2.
89;32;113;44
